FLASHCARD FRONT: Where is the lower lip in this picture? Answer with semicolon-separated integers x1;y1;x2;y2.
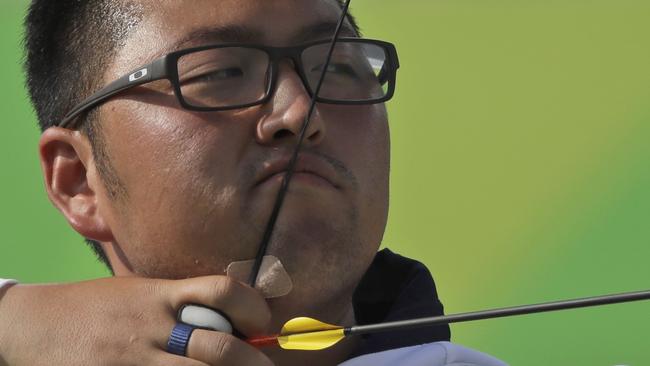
261;172;337;191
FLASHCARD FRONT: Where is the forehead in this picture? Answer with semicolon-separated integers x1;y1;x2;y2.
110;0;348;76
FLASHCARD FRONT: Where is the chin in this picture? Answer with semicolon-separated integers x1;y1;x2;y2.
265;230;369;317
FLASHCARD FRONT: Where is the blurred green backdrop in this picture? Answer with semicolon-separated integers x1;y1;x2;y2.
1;0;649;364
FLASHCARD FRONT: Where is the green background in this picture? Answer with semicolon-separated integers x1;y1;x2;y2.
1;1;649;364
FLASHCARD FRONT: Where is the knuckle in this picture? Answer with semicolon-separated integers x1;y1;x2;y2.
210;276;237;301
213;333;233;361
202;333;271;366
125;307;161;337
143;278;166;297
133;278;166;305
193;331;234;363
130;308;149;324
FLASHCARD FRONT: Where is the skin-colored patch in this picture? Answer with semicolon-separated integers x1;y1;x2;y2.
227;255;293;298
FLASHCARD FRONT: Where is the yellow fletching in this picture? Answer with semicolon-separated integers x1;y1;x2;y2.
281;317;341;335
278;328;346;350
276;317;346;350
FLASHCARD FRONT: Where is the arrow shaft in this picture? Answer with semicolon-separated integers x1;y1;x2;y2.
248;289;650;350
349;289;650;336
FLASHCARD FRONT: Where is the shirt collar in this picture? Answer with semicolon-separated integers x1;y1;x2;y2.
350;248;451;357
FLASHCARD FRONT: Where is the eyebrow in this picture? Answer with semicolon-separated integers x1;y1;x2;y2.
165;20;358;54
293;20;358;43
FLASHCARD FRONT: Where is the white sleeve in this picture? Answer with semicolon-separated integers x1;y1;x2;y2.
0;279;18;292
339;342;508;366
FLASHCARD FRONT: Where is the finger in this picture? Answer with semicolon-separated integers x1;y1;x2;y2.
153;351;210;366
167;276;271;336
187;328;274;366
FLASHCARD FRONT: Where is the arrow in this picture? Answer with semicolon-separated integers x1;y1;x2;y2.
248;289;650;351
249;317;346;350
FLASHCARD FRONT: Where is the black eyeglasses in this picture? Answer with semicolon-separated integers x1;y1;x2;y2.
59;38;400;128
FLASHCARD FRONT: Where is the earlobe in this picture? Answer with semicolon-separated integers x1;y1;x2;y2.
39;127;115;242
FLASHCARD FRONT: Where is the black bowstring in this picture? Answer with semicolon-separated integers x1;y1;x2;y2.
243;0;650;338
248;0;353;287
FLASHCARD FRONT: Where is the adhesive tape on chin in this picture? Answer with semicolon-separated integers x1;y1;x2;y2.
179;305;233;334
226;255;293;298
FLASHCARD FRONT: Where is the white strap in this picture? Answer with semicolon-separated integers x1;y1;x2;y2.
339;342;508;366
179;305;233;334
0;279;18;294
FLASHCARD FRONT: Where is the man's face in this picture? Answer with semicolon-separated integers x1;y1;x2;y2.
96;0;389;320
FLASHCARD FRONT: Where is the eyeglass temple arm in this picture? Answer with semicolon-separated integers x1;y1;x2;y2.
59;57;169;129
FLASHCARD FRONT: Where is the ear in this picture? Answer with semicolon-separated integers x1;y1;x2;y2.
39;127;115;242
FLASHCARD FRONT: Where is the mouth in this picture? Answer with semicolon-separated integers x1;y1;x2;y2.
254;154;341;191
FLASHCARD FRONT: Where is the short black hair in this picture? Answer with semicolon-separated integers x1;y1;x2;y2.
25;0;145;130
25;0;145;272
24;0;360;272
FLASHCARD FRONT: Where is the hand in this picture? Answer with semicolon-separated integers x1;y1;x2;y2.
0;276;274;366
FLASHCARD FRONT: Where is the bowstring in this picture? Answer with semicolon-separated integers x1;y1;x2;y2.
248;0;353;287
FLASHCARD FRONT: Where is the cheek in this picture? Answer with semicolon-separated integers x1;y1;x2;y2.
326;104;390;235
359;106;390;228
100;106;254;267
330;104;390;185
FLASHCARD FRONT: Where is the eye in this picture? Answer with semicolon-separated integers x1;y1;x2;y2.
185;67;244;84
310;63;359;78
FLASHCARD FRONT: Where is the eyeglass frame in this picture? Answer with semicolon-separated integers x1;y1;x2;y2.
59;37;400;129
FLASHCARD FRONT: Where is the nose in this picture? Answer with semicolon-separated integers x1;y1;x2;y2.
255;62;325;146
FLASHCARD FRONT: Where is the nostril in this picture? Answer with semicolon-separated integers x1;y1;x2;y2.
273;129;294;140
308;130;321;141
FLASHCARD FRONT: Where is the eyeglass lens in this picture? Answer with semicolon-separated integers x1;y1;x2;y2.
301;42;388;101
176;41;390;108
177;47;270;108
